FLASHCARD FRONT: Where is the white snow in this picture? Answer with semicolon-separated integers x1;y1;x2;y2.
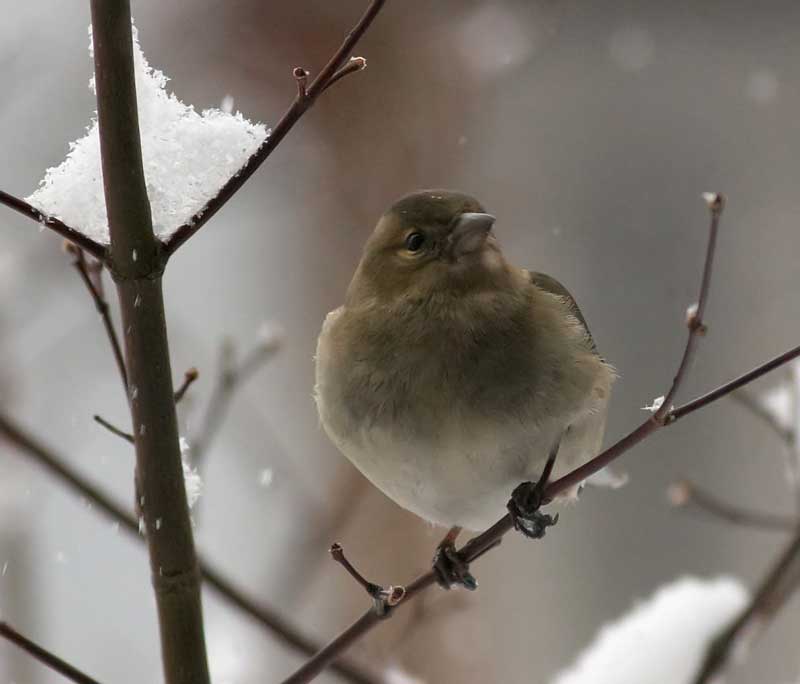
551;576;748;684
26;24;269;244
384;665;425;684
180;437;203;509
258;468;273;488
641;395;665;413
761;379;797;434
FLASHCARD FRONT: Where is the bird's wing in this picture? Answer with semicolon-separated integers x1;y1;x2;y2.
529;271;626;490
528;271;597;354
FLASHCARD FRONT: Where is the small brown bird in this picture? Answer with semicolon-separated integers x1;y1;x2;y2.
315;190;616;585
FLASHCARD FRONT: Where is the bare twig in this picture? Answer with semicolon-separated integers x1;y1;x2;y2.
294;67;309;98
278;195;798;684
67;244;128;391
545;192;725;496
692;529;800;684
192;335;280;465
730;388;794;446
0;411;379;684
669;344;800;422
0;189;107;260
0;621;103;684
330;543;405;609
162;0;387;256
174;367;199;404
668;479;798;532
322;57;368;93
93;414;134;443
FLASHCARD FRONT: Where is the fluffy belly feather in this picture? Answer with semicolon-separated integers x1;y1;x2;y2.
323;410;592;530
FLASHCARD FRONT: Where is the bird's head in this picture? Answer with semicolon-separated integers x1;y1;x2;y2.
346;189;511;305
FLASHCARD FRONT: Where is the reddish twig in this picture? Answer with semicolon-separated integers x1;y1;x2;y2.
174;367;199;404
669;479;798;532
0;189;107;260
670;344;800;422
0;621;103;684
0;410;378;684
161;0;386;256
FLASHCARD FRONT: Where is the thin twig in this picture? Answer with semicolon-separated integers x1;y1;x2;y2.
692;529;800;684
162;0;387;256
0;621;103;684
93;414;134;443
174;367;199;404
670;344;800;421
321;57;368;93
0;411;379;684
730;389;794;446
66;244;128;391
277;195;793;684
192;336;280;465
330;543;405;609
0;189;107;260
546;192;725;496
668;479;798;532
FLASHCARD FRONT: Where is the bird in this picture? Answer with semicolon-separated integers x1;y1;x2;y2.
314;190;617;587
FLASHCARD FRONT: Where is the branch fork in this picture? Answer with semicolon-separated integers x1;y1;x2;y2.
330;543;405;617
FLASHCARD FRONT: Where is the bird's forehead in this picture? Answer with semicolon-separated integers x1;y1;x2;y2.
386;190;485;228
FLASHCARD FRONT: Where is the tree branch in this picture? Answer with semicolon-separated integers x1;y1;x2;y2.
192;334;280;465
93;414;134;443
0;621;103;684
67;245;128;391
668;479;798;532
730;388;795;446
277;195;800;684
0;410;379;684
0;189;107;260
669;343;800;421
90;3;209;683
692;529;800;684
174;367;199;404
161;0;386;256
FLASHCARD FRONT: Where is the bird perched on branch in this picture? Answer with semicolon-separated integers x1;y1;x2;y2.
315;190;617;588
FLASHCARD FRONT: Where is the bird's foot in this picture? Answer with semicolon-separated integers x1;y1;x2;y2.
507;480;559;540
432;527;477;591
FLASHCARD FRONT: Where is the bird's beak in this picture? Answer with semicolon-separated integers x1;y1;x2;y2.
449;212;496;259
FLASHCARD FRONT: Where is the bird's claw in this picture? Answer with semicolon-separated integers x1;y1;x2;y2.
507;480;559;539
432;540;477;591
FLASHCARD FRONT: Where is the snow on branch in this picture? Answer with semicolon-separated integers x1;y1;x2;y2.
26;24;268;245
551;577;749;684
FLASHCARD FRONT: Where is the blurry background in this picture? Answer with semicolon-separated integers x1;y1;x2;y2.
1;1;799;682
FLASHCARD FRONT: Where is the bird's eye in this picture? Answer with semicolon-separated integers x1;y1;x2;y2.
405;232;425;252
